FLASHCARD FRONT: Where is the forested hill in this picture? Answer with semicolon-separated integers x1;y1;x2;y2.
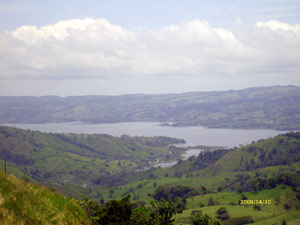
1;85;300;130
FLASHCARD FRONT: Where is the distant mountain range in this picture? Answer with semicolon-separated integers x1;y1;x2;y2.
1;85;300;130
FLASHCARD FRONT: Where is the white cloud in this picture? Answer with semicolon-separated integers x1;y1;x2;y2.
0;18;300;81
256;20;300;35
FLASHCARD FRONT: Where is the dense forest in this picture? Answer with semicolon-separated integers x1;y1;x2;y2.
1;86;300;130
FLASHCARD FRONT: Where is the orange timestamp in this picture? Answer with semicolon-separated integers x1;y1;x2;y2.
239;199;271;205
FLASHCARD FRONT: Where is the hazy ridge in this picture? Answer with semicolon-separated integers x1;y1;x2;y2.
1;86;300;130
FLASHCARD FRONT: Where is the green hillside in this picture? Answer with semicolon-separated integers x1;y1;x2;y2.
206;132;300;175
0;126;184;185
1;86;300;130
174;186;300;225
0;171;90;225
83;132;300;224
1;126;300;224
86;132;300;191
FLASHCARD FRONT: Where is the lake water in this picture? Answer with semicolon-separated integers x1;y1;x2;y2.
3;122;285;148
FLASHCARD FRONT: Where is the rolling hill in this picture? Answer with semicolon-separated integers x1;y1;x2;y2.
0;126;184;185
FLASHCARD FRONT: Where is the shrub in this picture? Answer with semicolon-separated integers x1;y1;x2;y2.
253;205;261;211
216;207;230;221
284;203;291;210
216;207;228;215
208;197;215;206
217;213;230;220
223;216;254;225
191;212;220;225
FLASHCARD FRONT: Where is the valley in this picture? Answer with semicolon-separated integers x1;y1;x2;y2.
1;0;300;223
1;86;300;224
1;124;300;224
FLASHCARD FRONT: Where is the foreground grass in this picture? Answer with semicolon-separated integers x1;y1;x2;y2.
0;171;90;225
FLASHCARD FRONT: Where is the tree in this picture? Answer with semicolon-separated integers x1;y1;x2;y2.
216;207;230;220
282;218;287;225
99;195;132;225
108;195;131;221
240;194;247;200
191;212;220;225
130;206;153;225
253;205;261;211
152;185;197;210
284;203;291;210
78;194;184;225
216;207;228;215
100;197;105;207
149;200;180;225
79;195;103;224
208;197;215;206
223;216;254;225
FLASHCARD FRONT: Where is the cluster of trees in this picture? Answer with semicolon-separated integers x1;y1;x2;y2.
158;148;233;179
283;132;300;140
277;173;300;200
223;216;254;225
190;207;254;225
216;207;230;220
0;149;34;166
193;149;232;171
79;195;182;225
229;172;300;196
151;185;199;211
122;135;186;148
191;211;220;225
80;194;257;225
78;185;219;225
152;185;198;202
241;136;300;171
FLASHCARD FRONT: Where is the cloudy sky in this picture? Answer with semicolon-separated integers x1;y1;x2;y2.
1;0;300;96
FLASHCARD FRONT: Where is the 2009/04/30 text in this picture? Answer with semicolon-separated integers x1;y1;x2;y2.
239;199;271;205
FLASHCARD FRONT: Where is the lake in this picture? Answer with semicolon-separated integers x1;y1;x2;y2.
3;122;285;148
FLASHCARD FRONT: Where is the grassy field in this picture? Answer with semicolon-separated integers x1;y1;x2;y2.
174;186;300;225
0;171;90;225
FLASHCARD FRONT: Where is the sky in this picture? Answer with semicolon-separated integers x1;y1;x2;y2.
0;0;300;96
